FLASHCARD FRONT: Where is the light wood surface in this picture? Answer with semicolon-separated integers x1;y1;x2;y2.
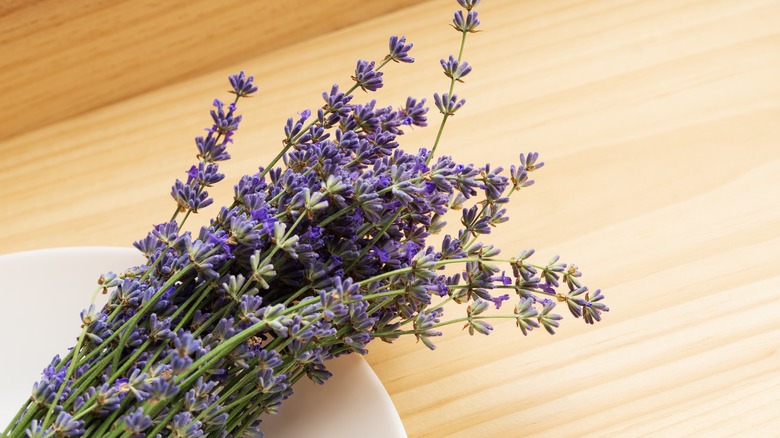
0;0;423;140
2;0;780;436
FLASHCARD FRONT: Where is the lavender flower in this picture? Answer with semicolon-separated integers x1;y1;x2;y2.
352;60;384;92
189;162;225;187
51;412;85;437
144;376;178;404
321;84;354;128
171;179;213;214
413;309;443;350
514;298;540;335
122;407;153;436
400;97;428;127
210;99;242;135
441;55;472;82
433;92;466;116
229;71;258;98
196;134;230;163
386;36;414;63
452;10;481;32
171;412;205;438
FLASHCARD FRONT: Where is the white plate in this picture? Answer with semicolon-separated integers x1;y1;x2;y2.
0;247;405;437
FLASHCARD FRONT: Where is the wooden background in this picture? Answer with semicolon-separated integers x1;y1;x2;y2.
2;0;779;436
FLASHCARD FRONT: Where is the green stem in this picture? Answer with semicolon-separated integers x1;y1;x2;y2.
372;314;519;338
40;284;105;430
359;288;405;302
462;186;517;249
192;306;232;337
281;285;312;306
427;29;469;165
367;296;397;315
110;265;195;370
344;209;403;273
2;399;32;437
6;404;40;438
226;367;307;436
142;320;269;420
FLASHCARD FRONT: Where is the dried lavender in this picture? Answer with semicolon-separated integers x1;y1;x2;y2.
3;1;608;437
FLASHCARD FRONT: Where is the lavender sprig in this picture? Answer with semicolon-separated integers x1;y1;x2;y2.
169;72;257;226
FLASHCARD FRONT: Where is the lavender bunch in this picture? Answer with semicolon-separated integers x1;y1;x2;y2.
3;1;608;437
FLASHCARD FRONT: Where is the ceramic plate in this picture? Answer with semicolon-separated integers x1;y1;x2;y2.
0;247;405;437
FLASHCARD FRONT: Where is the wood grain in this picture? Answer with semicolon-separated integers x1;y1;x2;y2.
2;0;780;436
0;0;425;140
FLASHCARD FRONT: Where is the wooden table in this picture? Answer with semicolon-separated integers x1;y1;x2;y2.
2;0;779;436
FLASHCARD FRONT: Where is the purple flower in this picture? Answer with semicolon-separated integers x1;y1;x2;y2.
413;309;443;350
465;299;494;335
210;99;242;135
400;97;428;127
188;162;225;187
239;295;264;324
583;289;609;324
452;10;480;32
255;369;289;394
510;152;544;189
196;134;230;163
348;101;381;133
228;70;258;97
24;421;44;437
50;412;85;437
433;92;466;116
322;84;354;119
283;109;312;145
387;35;414;63
73;383;121;414
31;375;62;406
352;60;384;92
538;299;564;334
117;369;150;402
122;407;153;436
171;412;205;438
184;377;220;412
441;55;472;82
171;180;213;213
206;230;233;258
84;313;113;344
143;375;178;403
255;349;283;370
151;221;179;245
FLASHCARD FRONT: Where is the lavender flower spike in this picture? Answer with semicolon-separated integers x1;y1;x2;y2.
122;407;153;435
50;412;85;437
352;60;384;92
400;97;428;127
440;55;472;82
210;99;242;135
171;180;213;213
386;36;414;63
452;10;480;33
195;134;230;163
229;71;258;98
433;92;466;116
